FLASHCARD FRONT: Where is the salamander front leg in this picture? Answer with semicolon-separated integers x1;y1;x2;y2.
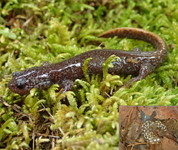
60;79;74;93
124;64;153;87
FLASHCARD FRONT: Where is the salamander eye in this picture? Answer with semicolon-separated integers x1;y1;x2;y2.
16;79;25;89
12;71;20;77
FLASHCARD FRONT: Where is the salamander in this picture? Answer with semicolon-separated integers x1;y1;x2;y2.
8;27;168;95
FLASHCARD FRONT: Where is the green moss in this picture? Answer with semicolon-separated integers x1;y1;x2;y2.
1;0;178;149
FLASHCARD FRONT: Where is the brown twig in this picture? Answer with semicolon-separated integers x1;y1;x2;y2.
127;142;148;147
123;107;134;150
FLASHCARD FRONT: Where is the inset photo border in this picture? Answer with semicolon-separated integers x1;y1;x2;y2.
119;106;178;150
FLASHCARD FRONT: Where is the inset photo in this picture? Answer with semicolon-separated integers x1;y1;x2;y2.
119;106;178;150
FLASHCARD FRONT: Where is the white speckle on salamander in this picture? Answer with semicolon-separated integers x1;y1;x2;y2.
142;120;167;144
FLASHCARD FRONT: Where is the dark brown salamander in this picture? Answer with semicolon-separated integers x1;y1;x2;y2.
8;28;168;95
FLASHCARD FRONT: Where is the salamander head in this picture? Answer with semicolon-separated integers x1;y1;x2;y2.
8;76;30;95
8;68;52;95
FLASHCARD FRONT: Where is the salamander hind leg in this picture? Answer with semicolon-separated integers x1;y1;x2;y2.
132;47;142;52
124;64;154;87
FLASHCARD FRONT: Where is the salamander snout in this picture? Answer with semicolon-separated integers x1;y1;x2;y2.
8;78;31;95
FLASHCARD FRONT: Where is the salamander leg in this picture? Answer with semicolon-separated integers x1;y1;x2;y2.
124;64;153;87
132;47;142;52
61;79;74;93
